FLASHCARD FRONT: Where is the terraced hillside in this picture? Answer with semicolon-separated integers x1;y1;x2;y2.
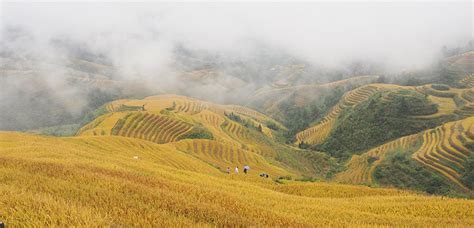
105;95;279;126
444;51;474;73
111;112;192;144
334;117;473;193
1;132;473;226
415;84;474;118
295;84;404;145
78;95;309;175
460;73;474;87
412;117;474;192
335;134;420;184
455;102;474;118
461;88;474;102
172;139;290;176
439;51;474;88
247;75;379;120
83;95;275;143
253;75;379;98
297;83;474;146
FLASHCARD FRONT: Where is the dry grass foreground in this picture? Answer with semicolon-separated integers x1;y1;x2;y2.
0;132;473;226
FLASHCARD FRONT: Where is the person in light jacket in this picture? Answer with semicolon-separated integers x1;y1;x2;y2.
243;165;250;174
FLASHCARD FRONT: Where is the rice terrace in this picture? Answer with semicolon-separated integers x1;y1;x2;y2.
0;1;473;226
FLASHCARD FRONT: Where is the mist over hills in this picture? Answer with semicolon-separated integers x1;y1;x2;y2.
0;33;393;130
1;1;472;131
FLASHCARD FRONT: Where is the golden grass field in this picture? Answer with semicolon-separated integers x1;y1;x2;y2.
1;132;473;226
172;139;291;176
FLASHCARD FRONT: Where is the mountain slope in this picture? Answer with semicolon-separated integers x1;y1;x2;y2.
247;75;379;123
335;134;420;184
81;94;279;148
295;84;389;145
335;117;474;193
298;83;473;147
412;117;474;192
77;94;335;177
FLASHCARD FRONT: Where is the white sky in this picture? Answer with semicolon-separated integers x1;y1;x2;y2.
1;1;472;70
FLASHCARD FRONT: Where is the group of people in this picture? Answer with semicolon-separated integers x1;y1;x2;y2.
226;165;250;174
225;165;269;178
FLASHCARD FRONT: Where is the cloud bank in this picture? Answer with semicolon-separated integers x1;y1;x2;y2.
2;2;472;69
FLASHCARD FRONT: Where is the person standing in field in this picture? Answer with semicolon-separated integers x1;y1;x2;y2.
235;166;239;174
243;165;250;174
226;167;231;174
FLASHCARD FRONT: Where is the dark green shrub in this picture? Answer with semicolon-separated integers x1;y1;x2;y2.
266;121;280;131
177;125;213;140
431;84;450;91
367;156;379;164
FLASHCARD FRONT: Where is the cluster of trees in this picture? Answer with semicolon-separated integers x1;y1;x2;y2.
78;88;122;128
28;124;80;137
115;104;143;112
225;112;263;133
373;151;452;195
178;125;213;140
265;120;280;131
165;101;177;111
431;84;450;91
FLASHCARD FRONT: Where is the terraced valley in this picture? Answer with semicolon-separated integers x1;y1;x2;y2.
3;65;474;225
